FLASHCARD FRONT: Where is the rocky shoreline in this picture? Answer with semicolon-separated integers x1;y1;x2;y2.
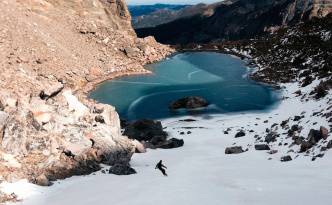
171;14;332;161
0;0;174;193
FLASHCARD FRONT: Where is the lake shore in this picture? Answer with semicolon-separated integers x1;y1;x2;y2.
2;76;331;205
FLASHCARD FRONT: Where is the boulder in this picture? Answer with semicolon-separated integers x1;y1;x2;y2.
291;124;299;131
150;135;167;146
255;144;270;150
101;105;121;137
235;130;246;138
132;140;146;153
300;141;313;152
293;116;302;121
62;90;89;118
95;115;105;124
160;138;184;149
281;155;292;162
39;81;64;100
109;164;136;175
35;174;51;186
123;119;167;141
320;126;328;140
225;146;244;154
124;47;140;58
169;96;208;110
307;129;323;144
265;132;278;143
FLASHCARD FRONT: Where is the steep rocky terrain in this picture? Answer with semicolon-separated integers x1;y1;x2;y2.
178;13;332;160
128;4;188;17
136;0;332;44
0;0;173;190
131;2;225;29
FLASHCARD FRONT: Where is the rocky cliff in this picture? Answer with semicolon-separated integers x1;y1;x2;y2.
131;2;224;29
0;0;173;186
136;0;332;44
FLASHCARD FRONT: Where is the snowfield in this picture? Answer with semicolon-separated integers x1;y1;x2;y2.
1;81;332;205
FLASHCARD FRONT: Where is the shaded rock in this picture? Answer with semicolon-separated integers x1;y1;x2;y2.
109;164;136;175
291;124;299;131
255;144;270;150
150;135;167;146
160;138;184;149
280;119;289;128
0;100;4;111
307;129;323;144
0;111;9;141
235;130;245;138
120;119;129;129
169;96;208;110
123;119;167;141
225;146;244;154
180;119;197;122
293;136;304;145
300;141;313;153
95;115;105;124
35;174;51;186
281;155;292;162
265;132;278;143
293;116;302;121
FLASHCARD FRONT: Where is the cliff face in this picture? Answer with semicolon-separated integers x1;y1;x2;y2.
136;0;332;44
0;0;173;185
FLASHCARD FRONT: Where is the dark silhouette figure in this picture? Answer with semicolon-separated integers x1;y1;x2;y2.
155;160;167;176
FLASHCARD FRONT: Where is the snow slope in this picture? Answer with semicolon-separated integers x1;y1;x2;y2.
1;82;332;205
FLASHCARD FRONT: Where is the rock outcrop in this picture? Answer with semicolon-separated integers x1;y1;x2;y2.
0;0;173;185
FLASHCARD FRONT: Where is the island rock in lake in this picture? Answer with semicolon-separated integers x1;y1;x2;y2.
169;96;209;110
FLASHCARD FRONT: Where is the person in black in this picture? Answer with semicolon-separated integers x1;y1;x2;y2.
155;160;167;176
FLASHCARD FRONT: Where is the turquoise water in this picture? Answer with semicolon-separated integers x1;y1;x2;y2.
90;52;278;120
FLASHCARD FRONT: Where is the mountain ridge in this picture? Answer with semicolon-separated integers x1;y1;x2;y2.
136;0;332;44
